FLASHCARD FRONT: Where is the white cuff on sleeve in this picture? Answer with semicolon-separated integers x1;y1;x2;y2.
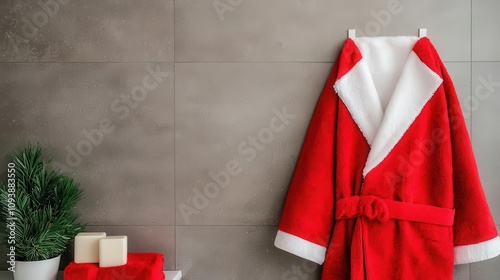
454;236;500;265
274;230;326;265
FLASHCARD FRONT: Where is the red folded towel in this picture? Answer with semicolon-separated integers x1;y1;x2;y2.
64;261;98;280
64;253;165;280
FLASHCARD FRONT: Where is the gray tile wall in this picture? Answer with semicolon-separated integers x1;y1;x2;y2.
0;0;498;279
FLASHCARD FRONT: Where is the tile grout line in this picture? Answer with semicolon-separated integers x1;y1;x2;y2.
144;60;499;63
1;61;499;65
470;0;473;278
96;224;281;227
86;224;498;227
171;225;281;227
469;8;472;132
173;0;177;271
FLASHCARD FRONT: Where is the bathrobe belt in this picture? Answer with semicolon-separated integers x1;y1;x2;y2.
335;196;455;226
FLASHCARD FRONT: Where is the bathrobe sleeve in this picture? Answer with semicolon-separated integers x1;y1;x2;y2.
274;64;339;265
441;65;500;264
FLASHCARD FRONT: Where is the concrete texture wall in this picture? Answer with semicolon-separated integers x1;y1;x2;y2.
0;0;499;279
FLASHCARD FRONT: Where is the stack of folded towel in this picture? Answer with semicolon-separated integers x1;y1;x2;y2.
64;253;165;280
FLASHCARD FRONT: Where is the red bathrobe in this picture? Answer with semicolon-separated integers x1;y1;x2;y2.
275;36;500;280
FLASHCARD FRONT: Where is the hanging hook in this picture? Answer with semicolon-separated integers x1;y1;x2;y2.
348;29;356;39
418;28;427;38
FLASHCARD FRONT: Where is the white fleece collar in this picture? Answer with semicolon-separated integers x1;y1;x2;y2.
334;37;443;176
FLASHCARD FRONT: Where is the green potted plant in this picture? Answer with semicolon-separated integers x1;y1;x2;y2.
0;144;84;280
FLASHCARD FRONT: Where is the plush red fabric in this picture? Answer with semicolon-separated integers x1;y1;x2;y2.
64;253;165;280
276;37;499;280
64;261;98;280
335;196;455;226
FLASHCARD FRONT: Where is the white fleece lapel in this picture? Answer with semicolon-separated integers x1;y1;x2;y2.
363;51;443;176
333;60;383;145
333;37;443;176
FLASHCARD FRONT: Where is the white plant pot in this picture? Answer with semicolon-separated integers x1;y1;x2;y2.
13;255;61;280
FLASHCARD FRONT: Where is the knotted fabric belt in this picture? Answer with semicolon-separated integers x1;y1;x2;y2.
335;196;455;226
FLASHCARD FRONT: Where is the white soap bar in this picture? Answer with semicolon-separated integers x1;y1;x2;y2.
74;232;106;263
99;236;128;267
